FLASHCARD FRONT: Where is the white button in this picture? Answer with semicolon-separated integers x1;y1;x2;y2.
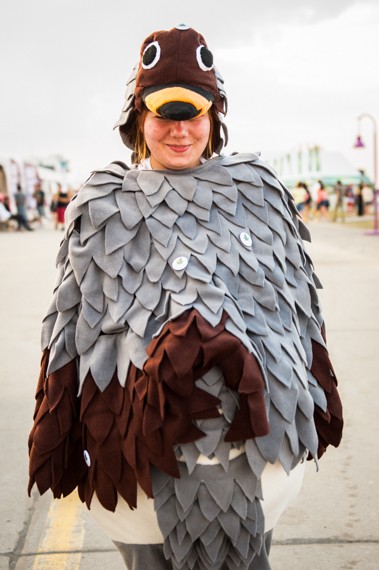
175;23;190;30
172;256;189;270
83;450;91;467
239;231;252;247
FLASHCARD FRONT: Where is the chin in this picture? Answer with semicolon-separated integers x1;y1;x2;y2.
165;155;201;170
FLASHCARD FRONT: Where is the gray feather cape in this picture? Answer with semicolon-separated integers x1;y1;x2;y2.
29;153;343;570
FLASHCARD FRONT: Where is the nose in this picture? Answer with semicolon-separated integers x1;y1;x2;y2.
170;121;189;137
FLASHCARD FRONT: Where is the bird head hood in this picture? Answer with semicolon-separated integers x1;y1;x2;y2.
114;24;228;153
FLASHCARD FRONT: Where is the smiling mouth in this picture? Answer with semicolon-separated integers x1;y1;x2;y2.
167;144;191;152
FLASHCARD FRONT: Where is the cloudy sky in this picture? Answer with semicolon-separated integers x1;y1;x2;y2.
1;0;378;184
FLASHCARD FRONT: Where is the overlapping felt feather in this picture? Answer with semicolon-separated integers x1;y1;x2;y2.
28;154;342;568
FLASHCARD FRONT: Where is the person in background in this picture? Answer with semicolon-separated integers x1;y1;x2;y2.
292;181;307;213
53;183;71;230
355;183;365;216
14;184;33;231
299;181;312;223
0;195;12;230
28;24;343;570
1;195;20;229
315;180;330;221
332;179;346;222
33;182;46;226
362;183;374;214
302;181;313;222
343;185;354;213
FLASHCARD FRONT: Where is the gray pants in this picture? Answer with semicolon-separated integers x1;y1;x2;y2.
114;530;273;570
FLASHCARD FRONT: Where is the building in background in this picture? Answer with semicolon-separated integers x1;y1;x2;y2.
0;154;81;211
264;146;372;190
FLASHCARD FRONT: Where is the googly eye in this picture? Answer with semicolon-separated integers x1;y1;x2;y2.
196;45;214;71
142;41;161;69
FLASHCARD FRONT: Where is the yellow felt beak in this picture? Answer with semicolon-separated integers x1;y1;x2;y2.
143;86;212;117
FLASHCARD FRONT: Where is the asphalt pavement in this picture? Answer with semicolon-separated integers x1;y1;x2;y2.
0;216;378;570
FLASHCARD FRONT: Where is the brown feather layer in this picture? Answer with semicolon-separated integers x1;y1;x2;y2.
28;350;86;498
78;309;269;511
310;338;343;459
28;310;269;512
143;309;270;442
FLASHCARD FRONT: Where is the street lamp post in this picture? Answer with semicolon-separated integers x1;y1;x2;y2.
353;113;378;235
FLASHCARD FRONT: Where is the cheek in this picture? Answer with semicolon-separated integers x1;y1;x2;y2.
144;122;164;147
197;118;211;141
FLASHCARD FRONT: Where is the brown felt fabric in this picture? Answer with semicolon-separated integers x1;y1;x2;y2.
28;310;270;511
78;309;269;511
134;27;224;114
28;351;86;498
28;311;343;512
309;339;343;458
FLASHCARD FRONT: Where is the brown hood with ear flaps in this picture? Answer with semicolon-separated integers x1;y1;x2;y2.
114;26;228;153
134;27;223;113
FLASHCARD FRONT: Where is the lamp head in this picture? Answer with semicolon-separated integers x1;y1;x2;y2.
354;135;365;149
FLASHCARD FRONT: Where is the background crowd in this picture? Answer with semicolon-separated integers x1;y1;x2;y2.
291;178;375;223
0;182;76;232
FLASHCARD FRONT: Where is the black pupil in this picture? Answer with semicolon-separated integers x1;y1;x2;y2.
200;46;213;68
143;44;157;66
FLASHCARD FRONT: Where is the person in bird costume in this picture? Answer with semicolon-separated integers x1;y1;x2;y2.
28;24;343;569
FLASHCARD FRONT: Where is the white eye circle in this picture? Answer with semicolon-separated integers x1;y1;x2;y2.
196;45;214;71
142;41;161;69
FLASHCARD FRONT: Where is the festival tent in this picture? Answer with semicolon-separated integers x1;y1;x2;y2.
264;147;372;189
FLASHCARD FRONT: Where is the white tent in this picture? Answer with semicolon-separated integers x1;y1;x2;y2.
0;153;78;208
264;147;371;189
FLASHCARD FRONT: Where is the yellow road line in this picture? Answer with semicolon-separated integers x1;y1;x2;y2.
32;493;85;569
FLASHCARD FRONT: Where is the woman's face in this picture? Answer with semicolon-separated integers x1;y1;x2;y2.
142;111;211;170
